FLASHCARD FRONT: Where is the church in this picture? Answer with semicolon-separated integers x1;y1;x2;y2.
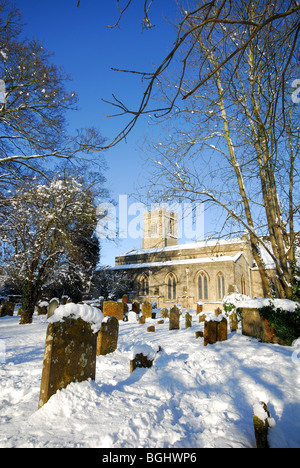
112;207;272;311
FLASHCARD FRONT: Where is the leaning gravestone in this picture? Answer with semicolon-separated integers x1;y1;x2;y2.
169;305;180;330
47;298;59;319
38;303;103;409
97;316;119;356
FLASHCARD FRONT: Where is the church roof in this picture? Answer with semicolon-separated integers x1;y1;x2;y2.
111;252;243;270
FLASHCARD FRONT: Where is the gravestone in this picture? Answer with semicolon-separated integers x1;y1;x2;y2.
37;301;48;315
196;303;203;315
169;305;180;330
185;312;192;329
160;308;169;318
117;302;127;320
38;317;98;408
122;294;127;304
229;311;238;332
215;307;222;317
138;315;145;324
103;301;123;320
142;301;152;319
217;317;228;342
253;401;271;449
147;325;155;332
198;312;206;323
97;316;119;356
204;320;218;346
0;301;14;317
130;345;156;373
204;316;228;345
132;302;140;314
47;298;59;319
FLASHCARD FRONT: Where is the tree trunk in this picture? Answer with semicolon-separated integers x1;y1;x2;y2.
20;278;36;324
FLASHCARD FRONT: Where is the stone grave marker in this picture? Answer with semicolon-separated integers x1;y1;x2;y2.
185;312;192;329
132;302;140;314
37;301;48;315
130;344;156;373
217;317;228;342
142;301;152;319
0;301;14;317
169;305;180;330
103;301;123;320
204;319;218;346
39;316;99;408
47;298;59;319
160;308;169;318
97;316;119;356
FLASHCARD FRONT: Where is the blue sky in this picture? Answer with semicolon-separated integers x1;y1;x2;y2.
12;0;208;265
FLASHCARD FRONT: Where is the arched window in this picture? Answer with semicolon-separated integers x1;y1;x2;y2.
217;272;225;300
139;274;149;296
166;273;177;300
198;271;208;300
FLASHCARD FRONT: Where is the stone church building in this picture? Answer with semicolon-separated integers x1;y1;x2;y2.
112;208;271;311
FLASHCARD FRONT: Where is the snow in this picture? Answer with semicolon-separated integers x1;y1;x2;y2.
237;297;300;312
48;303;104;333
112;253;242;271
0;307;300;448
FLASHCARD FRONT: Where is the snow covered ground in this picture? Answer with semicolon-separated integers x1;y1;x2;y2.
0;308;300;448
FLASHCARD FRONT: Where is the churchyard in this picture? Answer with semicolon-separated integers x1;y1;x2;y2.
0;296;300;448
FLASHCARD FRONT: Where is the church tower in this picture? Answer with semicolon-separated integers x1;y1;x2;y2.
142;207;178;249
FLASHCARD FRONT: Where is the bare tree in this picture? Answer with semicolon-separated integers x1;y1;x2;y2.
85;0;300;149
0;1;105;189
140;0;300;300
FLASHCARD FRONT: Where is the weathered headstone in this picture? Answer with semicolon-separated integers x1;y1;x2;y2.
103;301;123;320
169;305;180;330
196;303;203;315
198;312;206;323
117;302;128;320
241;307;279;344
204;320;218;346
229;311;238;332
147;325;155;332
130;345;156;373
122;294;127;304
132;302;140;314
142;301;152;319
0;301;14;317
160;307;169;318
253;401;271;449
97;316;119;356
185;312;192;329
47;298;59;319
217;317;228;342
138;315;145;324
38;317;98;408
37;301;48;315
215;307;222;317
195;330;204;339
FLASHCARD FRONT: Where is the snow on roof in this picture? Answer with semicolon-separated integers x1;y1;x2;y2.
111;252;243;271
119;237;246;258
